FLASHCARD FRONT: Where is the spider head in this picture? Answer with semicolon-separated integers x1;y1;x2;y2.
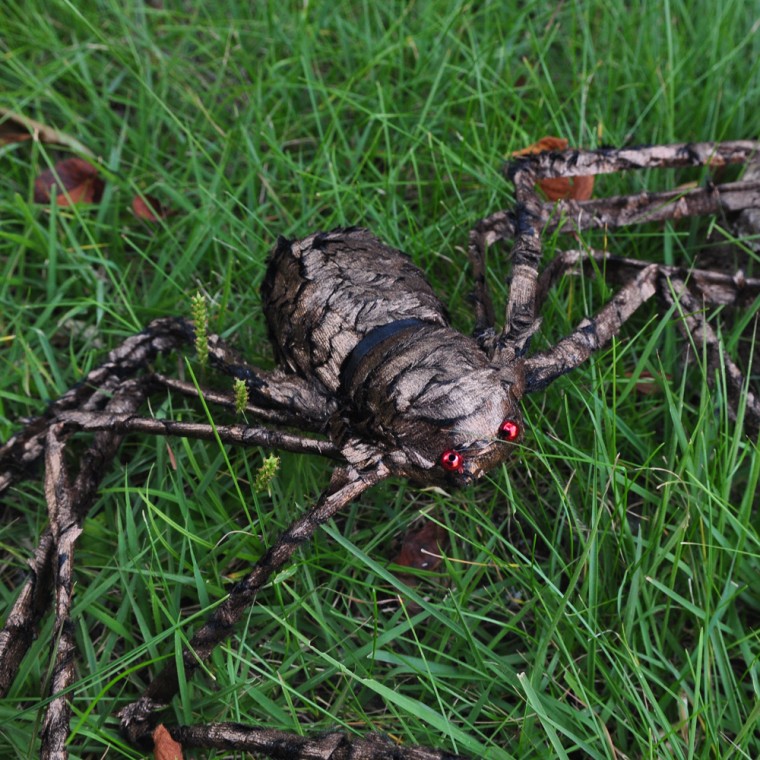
389;363;524;487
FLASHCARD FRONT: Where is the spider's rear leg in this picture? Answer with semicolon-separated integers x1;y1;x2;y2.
204;333;336;427
0;318;335;495
496;141;760;361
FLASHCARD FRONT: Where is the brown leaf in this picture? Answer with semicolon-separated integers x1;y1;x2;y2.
538;174;595;201
512;136;570;156
513;136;595;201
153;724;184;760
0;107;94;156
0;122;32;146
392;520;448;573
34;158;104;206
132;194;174;221
626;370;670;396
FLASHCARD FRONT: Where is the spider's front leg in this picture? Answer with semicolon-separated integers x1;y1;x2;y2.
521;264;660;391
118;453;391;744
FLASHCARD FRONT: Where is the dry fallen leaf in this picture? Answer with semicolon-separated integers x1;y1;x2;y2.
513;136;595;201
0;119;32;146
33;158;105;206
626;370;670;396
512;136;571;156
538;173;595;202
392;520;448;573
153;724;184;760
0;107;94;156
132;194;174;221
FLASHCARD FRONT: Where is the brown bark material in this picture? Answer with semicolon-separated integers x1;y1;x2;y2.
170;722;467;759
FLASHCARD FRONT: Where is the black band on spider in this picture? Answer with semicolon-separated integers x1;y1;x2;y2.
340;318;432;391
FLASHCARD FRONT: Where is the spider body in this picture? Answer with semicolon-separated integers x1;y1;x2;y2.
261;226;524;485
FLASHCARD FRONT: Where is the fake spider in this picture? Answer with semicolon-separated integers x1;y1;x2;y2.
1;140;759;759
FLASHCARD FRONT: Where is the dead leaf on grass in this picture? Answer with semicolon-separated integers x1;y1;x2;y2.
512;136;570;157
513;136;595;201
132;194;175;221
626;370;670;396
0;107;94;156
153;724;184;760
34;157;105;206
392;520;448;573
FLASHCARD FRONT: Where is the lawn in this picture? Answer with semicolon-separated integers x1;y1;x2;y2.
1;1;759;758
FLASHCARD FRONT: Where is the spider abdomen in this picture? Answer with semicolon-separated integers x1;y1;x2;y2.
261;227;448;393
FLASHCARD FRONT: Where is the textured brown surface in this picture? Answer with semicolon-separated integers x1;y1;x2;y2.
263;227;524;483
262;227;448;389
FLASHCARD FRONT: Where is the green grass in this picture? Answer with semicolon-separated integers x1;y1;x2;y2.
1;1;759;758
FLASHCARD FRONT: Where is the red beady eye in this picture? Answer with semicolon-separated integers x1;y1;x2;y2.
498;419;521;442
440;449;464;472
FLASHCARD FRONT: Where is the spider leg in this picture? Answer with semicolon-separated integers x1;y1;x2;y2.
39;422;80;760
0;318;332;494
119;459;389;744
154;373;325;430
530;247;760;427
536;249;760;311
499;160;545;360
522;265;659;392
523;257;760;432
204;332;336;425
0;317;190;494
544;178;760;235
56;408;341;459
169;721;466;759
520;140;760;179
663;278;760;433
494;141;760;361
0;379;149;699
467;210;515;337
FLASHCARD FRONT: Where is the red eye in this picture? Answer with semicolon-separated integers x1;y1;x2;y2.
498;419;521;442
440;449;464;472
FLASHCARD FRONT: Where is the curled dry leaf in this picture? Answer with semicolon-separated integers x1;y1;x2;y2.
512;136;570;156
538;173;595;202
513;136;595;201
34;158;105;206
132;194;174;221
153;724;184;760
0;107;94;156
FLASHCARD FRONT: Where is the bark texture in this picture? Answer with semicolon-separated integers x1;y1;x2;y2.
263;227;524;484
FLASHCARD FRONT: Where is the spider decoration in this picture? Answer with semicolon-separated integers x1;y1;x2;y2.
1;141;759;759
